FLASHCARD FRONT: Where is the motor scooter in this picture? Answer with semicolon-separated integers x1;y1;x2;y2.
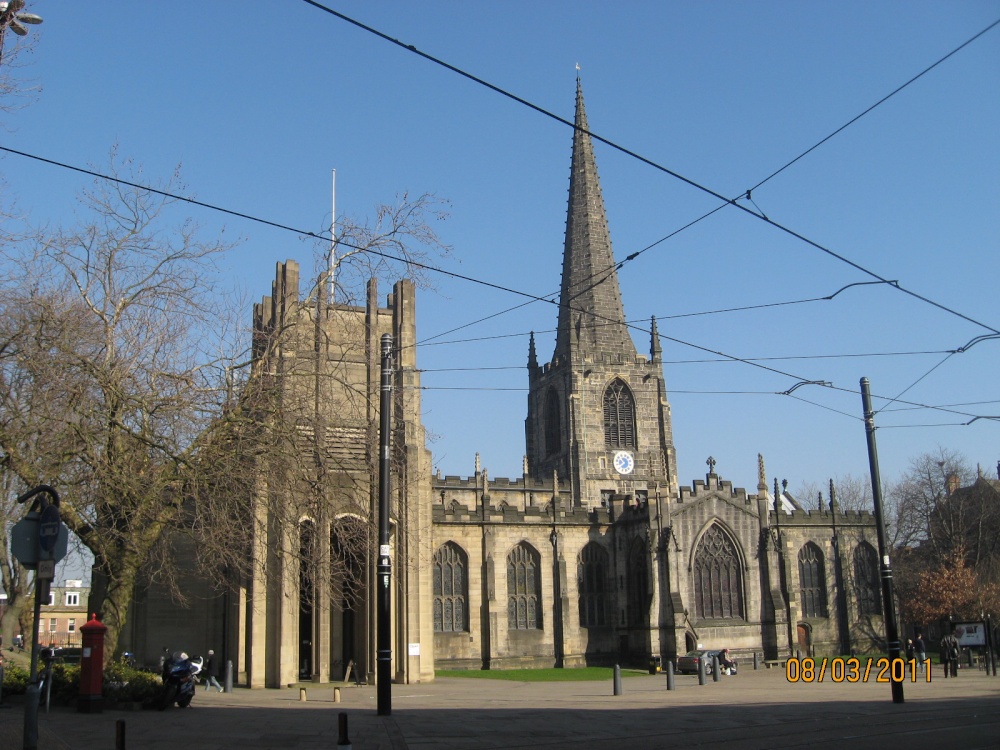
157;652;204;709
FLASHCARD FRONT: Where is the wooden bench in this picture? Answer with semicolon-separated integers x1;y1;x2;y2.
762;659;785;669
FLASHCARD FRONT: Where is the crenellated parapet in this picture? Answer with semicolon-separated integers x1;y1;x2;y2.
677;474;755;506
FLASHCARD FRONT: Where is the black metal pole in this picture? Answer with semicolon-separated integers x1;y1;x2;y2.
860;377;904;704
376;333;393;716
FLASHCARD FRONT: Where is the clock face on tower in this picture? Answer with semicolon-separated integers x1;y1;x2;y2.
613;451;635;475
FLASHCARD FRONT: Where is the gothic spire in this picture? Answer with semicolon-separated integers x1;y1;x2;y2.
527;330;538;370
553;77;636;363
650;315;662;363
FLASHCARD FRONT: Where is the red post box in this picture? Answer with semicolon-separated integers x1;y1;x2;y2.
78;613;107;713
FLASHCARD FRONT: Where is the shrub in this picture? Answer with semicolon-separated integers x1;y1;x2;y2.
0;658;162;704
2;663;30;695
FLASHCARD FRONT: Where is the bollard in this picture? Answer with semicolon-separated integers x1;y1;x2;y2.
116;719;126;750
712;655;721;683
337;711;352;749
334;687;342;703
613;664;622;696
224;659;233;693
299;687;307;702
753;652;759;670
665;660;675;691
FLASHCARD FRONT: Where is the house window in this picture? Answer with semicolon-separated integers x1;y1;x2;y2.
66;592;80;607
693;524;745;619
433;542;468;633
49;618;57;633
853;542;881;616
68;618;77;633
507;542;541;630
46;592;54;606
578;543;609;628
798;542;828;618
603;378;636;449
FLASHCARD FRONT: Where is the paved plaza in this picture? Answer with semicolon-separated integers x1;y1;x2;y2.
1;665;998;749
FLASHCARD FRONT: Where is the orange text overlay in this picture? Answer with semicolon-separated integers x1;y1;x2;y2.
785;657;932;683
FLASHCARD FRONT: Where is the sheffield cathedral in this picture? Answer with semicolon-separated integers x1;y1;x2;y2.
123;79;882;687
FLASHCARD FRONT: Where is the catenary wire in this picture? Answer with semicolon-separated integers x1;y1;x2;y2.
300;0;1000;336
4;144;993;426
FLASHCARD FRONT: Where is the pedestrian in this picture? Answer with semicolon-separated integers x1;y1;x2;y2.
914;633;927;671
203;649;223;692
941;631;960;678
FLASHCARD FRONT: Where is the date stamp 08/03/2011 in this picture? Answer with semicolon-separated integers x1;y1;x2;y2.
785;656;932;683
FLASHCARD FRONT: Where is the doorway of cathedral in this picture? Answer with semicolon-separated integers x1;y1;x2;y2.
685;632;696;653
332;516;369;680
797;623;811;657
299;520;317;680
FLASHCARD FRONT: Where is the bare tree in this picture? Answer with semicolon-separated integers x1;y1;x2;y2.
0;154;239;659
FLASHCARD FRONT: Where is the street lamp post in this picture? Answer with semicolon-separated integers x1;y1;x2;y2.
0;1;43;68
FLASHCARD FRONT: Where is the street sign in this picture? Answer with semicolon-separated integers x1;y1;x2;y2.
39;504;60;553
11;514;40;569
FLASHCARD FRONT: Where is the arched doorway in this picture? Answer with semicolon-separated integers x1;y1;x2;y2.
331;516;370;680
685;631;697;653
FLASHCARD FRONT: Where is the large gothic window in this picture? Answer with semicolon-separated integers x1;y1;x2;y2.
798;542;828;618
507;543;542;630
433;542;468;633
853;542;881;616
544;388;561;457
603;378;636;449
693;524;745;620
578;543;609;628
626;539;651;626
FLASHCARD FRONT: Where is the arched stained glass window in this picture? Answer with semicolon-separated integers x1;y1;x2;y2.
603;378;636;449
578;543;609;628
433;542;468;632
626;539;651;626
507;543;541;630
798;542;828;618
693;524;745;620
853;542;881;616
544;388;561;457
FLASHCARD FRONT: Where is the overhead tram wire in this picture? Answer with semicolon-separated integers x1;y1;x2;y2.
8;143;994;428
0;146;839;397
302;0;1000;337
743;16;1000;195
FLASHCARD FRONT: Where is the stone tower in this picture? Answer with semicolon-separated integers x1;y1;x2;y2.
525;77;678;506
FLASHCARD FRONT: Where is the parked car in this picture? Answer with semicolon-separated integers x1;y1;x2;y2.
676;649;736;675
676;649;715;675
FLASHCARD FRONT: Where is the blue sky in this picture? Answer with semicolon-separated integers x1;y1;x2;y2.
2;1;998;507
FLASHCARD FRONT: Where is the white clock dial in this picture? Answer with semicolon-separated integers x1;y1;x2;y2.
613;451;634;475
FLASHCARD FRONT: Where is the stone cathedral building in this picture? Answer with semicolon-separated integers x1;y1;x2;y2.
124;80;883;686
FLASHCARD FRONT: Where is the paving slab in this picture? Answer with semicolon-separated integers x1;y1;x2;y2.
1;664;998;749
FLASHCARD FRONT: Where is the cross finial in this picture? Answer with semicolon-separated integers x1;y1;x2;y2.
706;456;716;474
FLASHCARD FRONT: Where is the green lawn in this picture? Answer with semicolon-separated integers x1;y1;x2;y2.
436;667;647;682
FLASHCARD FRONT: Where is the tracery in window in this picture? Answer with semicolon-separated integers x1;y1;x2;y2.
603;378;636;449
626;539;651;626
693;524;745;619
507;542;541;630
578;542;609;628
798;542;828;618
433;542;468;632
853;542;881;616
